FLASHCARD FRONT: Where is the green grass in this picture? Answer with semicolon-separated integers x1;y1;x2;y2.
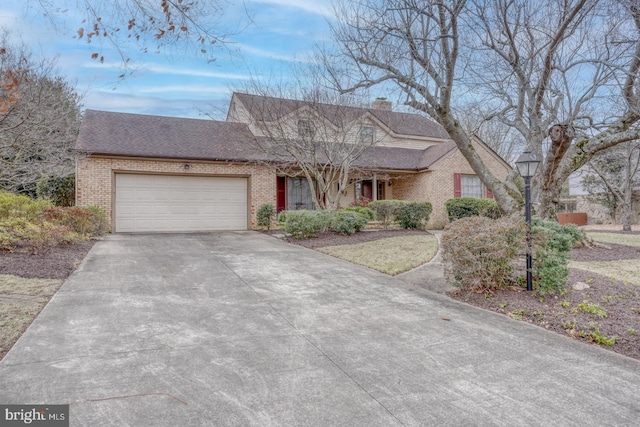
318;234;438;275
587;232;640;247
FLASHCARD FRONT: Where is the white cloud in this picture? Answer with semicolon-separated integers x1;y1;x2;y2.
143;65;252;80
236;43;300;62
83;90;225;118
81;61;252;80
138;85;231;95
248;0;334;18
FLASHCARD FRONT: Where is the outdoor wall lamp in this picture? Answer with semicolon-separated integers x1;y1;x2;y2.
515;150;541;291
183;163;191;170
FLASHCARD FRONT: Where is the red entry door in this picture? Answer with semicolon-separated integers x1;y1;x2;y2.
361;181;373;200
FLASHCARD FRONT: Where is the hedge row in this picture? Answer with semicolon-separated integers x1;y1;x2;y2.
270;200;432;239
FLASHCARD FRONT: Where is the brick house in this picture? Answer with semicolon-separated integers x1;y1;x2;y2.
75;92;511;232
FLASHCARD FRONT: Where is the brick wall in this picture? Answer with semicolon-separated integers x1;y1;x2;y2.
392;141;511;228
76;155;277;231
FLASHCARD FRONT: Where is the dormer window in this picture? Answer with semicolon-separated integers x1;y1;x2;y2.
360;126;374;143
298;119;315;138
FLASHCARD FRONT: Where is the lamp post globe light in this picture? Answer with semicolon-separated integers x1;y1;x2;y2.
515;150;541;291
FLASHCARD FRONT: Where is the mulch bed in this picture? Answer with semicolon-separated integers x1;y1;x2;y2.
449;242;640;361
0;240;97;280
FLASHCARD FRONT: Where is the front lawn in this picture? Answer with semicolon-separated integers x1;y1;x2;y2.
588;232;640;247
318;234;438;275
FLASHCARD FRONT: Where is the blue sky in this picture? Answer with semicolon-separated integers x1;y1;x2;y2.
0;0;336;119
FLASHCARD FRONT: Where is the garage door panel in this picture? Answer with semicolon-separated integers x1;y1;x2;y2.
115;174;247;232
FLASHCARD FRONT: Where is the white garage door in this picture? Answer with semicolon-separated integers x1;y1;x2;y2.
115;174;248;232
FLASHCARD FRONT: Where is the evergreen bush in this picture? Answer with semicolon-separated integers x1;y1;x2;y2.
36;174;75;207
257;203;276;230
368;200;403;229
331;210;368;235
283;210;332;239
396;201;432;229
531;218;586;294
445;197;501;222
343;206;376;221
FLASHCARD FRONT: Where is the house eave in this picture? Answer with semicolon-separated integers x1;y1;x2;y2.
75;152;268;166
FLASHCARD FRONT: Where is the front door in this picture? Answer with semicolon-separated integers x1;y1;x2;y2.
361;181;373;200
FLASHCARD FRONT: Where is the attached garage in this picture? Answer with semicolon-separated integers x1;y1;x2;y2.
114;174;248;232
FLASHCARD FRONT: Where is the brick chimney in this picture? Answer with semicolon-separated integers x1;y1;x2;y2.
371;97;392;111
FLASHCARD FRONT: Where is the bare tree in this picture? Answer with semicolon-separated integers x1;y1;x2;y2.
327;0;640;219
30;0;236;72
456;105;525;162
0;32;82;195
231;87;386;210
581;140;640;230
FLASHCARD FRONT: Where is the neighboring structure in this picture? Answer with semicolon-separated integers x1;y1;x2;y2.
75;93;511;232
569;169;640;224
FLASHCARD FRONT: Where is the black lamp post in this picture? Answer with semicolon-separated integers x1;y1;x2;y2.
515;150;541;291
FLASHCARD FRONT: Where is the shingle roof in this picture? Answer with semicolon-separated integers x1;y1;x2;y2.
232;92;450;139
76;109;269;162
76;109;458;171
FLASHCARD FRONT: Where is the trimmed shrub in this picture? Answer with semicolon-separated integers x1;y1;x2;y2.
442;216;526;292
257;203;276;230
283;210;332;239
368;200;403;229
277;210;288;223
331;210;368;235
36;174;75;207
343;206;376;221
531;218;586;295
396;201;432;229
445;197;501;222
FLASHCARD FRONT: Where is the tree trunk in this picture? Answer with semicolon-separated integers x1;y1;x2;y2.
622;187;633;232
537;185;562;221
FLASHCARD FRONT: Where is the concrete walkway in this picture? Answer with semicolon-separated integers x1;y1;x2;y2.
396;230;454;294
1;232;639;426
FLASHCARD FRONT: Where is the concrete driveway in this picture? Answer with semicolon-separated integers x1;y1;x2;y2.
1;232;639;426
